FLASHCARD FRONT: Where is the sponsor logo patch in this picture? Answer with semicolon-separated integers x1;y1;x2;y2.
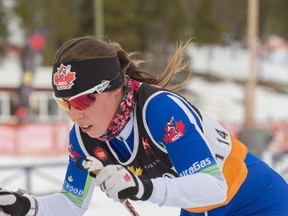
123;173;132;182
68;144;81;162
53;64;76;90
179;158;212;176
141;137;152;156
93;147;108;161
63;179;84;197
127;166;143;176
163;116;185;143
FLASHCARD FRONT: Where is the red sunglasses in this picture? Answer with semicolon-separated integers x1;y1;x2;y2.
53;80;110;111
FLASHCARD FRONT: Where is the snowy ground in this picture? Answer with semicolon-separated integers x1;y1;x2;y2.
187;44;288;84
186;44;288;123
186;77;288;123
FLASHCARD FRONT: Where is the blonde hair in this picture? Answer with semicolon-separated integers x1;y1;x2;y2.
54;35;191;91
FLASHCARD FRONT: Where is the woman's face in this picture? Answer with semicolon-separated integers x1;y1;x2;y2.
67;87;124;138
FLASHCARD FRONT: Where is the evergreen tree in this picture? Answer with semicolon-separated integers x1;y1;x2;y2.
0;0;8;56
264;0;288;39
192;0;223;46
13;0;81;64
11;0;288;65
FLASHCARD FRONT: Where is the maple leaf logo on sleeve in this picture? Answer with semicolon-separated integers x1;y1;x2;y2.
163;116;186;143
53;64;76;90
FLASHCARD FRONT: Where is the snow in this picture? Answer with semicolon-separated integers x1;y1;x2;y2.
184;44;288;123
0;53;52;89
187;44;288;83
186;77;288;123
0;53;22;88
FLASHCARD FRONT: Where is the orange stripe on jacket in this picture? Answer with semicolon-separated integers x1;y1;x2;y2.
185;134;248;213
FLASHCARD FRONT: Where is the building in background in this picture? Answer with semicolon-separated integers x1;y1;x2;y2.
0;51;65;123
0;44;69;155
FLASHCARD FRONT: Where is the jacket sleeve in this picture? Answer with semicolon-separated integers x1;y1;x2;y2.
35;125;96;215
144;91;227;208
35;193;86;216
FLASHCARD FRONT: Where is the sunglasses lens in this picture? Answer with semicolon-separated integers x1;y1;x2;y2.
54;98;70;112
69;94;96;110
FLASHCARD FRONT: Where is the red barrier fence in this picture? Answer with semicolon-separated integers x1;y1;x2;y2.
0;121;287;155
0;122;70;155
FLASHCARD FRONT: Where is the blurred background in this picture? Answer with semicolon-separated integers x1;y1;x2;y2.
0;0;287;214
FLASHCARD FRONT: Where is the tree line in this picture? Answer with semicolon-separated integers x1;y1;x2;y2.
0;0;288;65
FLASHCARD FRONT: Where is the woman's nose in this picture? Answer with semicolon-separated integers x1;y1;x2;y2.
68;107;85;122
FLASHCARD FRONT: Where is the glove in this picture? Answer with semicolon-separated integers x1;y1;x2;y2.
81;156;103;176
0;188;37;216
82;156;103;171
95;165;153;202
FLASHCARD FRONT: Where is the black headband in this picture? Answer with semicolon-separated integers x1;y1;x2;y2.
52;57;124;98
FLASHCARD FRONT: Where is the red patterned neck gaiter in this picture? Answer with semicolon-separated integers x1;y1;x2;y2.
97;77;141;141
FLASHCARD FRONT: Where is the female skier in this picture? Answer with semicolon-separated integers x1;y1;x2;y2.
0;36;287;216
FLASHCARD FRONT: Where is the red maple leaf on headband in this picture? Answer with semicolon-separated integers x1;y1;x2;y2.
53;64;76;90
